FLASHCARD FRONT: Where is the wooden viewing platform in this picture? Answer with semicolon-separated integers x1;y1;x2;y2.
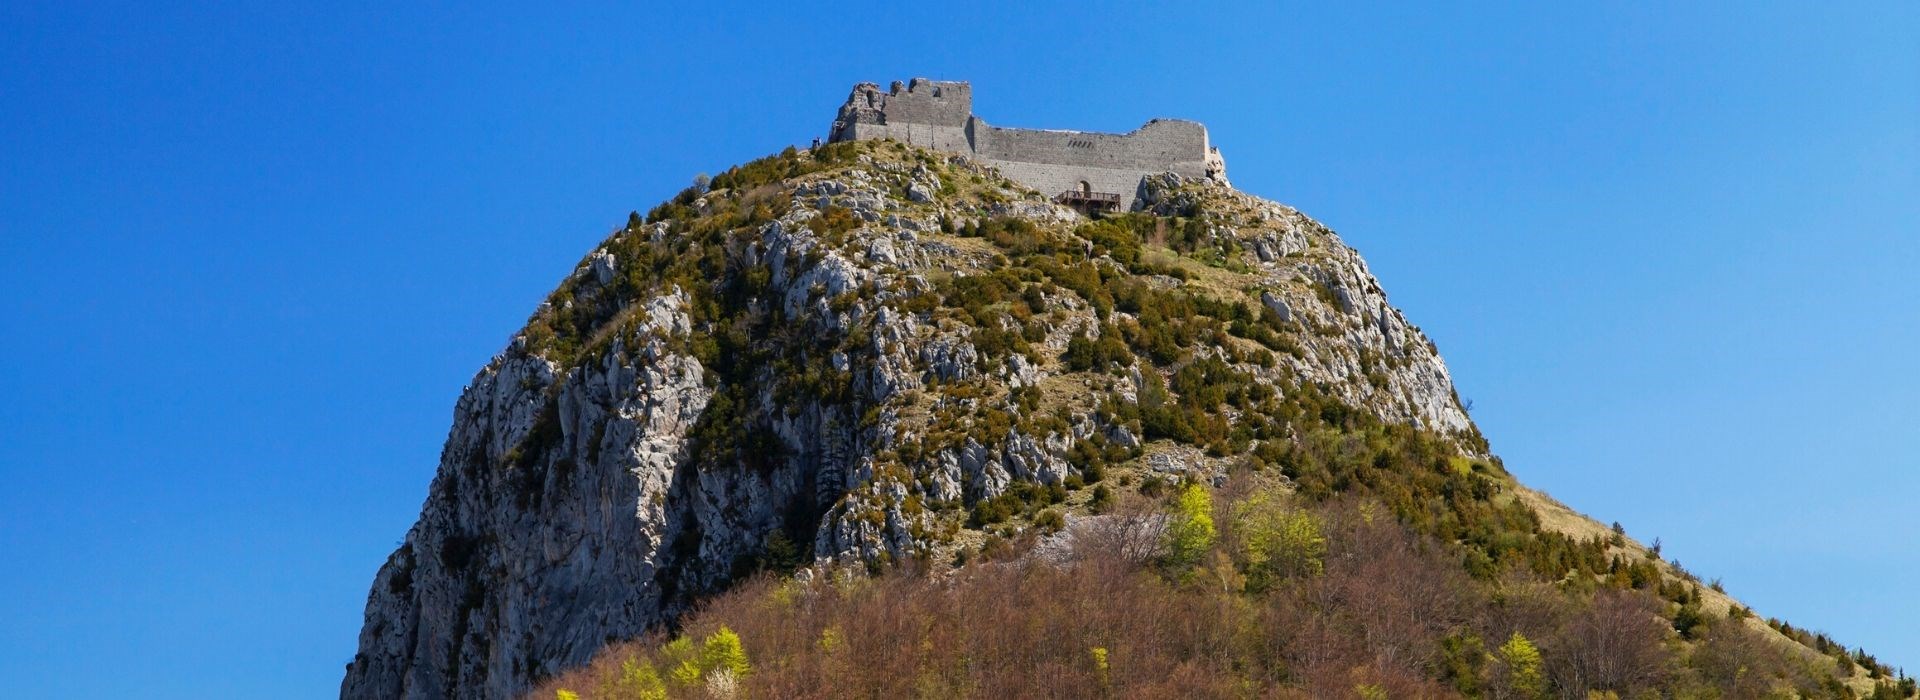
1054;189;1122;213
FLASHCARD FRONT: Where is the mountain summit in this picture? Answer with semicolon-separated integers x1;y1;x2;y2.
344;81;1909;700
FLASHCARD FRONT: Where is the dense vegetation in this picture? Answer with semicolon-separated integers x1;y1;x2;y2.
512;142;1908;699
536;482;1914;699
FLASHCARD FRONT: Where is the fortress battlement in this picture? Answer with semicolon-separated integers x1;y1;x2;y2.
828;78;1228;212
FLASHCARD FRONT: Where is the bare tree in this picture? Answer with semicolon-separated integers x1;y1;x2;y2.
1069;495;1169;567
1547;590;1672;697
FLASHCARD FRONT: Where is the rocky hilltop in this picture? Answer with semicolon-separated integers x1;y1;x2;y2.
343;139;1906;699
341;140;1482;698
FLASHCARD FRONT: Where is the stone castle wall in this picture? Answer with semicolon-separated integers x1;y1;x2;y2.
829;78;1226;210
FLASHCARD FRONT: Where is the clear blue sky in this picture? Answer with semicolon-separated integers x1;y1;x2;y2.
2;3;1914;696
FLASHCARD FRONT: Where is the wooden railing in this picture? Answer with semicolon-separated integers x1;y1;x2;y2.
1055;190;1121;205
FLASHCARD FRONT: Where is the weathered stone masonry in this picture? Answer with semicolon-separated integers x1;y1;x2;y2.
829;78;1229;211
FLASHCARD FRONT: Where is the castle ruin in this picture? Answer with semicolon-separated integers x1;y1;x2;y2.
829;78;1228;212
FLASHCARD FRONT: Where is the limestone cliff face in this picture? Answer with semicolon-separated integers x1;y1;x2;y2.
341;142;1476;699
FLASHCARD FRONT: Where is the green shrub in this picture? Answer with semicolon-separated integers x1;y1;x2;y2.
1089;484;1114;514
1673;602;1707;639
1034;508;1066;533
1062;326;1134;372
1075;215;1148;266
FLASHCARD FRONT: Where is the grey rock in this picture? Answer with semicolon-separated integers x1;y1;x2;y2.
1260;290;1293;323
589;251;618;285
